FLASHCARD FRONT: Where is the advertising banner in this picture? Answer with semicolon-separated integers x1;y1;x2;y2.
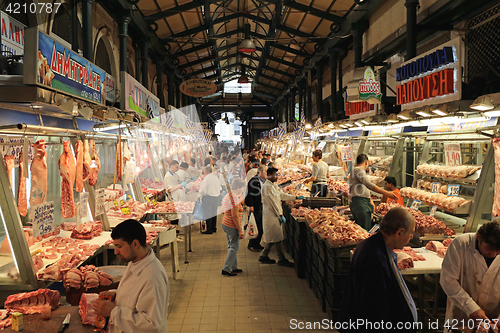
121;72;160;119
1;11;25;59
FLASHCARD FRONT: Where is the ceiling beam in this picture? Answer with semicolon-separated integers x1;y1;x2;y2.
267;55;301;69
185;64;218;78
178;56;215;69
263;65;294;77
218;28;244;39
213;12;272;25
277;24;312;38
252;95;272;105
284;0;344;26
253;90;278;100
219;42;263;52
172;43;212;56
260;73;288;85
143;0;203;22
160;24;207;40
272;43;310;58
256;81;282;92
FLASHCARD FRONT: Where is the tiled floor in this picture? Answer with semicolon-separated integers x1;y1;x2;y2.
159;220;333;333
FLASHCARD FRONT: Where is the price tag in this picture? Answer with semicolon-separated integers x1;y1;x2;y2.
447;184;460;197
128;194;132;199
444;143;462;166
145;196;151;203
95;189;105;216
79;192;89;218
369;224;379;234
113;200;119;207
151;199;158;205
121;207;131;215
341;146;352;162
416;179;422;189
431;182;441;193
155;177;160;182
410;200;422;211
120;199;126;206
429;205;438;217
32;202;55;238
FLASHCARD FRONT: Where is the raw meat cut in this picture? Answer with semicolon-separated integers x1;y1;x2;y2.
83;270;100;290
416;164;481;179
493;138;500;217
70;221;103;240
75;140;84;192
3;155;14;187
64;268;83;289
395;246;426;262
37;254;86;281
436;248;447;258
88;139;101;186
18;152;27;216
59;140;76;218
79;293;99;325
442;238;453;247
82;140;91;182
116;138;122;182
60;222;77;231
32;254;44;273
396;252;414;270
29;140;48;219
425;241;445;252
98;271;113;286
5;289;60;314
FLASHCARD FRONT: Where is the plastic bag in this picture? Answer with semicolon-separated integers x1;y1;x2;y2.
245;213;258;239
193;198;205;221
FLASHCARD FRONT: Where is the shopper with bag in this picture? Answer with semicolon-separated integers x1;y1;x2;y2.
260;167;304;266
221;178;247;276
245;165;266;252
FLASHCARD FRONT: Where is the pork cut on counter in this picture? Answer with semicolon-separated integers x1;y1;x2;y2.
396;252;414;270
29;140;47;219
59;140;76;218
79;293;99;325
18;152;27;216
75;140;84;192
493;138;500;217
5;289;60;314
3;155;14;187
425;240;445;252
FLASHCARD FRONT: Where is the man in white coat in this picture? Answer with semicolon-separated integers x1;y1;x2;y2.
440;219;500;333
259;167;305;266
94;219;169;333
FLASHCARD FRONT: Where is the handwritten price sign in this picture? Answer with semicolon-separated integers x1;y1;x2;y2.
341;146;352;162
32;202;55;238
431;182;441;193
444;143;462;166
79;192;89;218
416;179;422;189
447;184;460;197
430;205;438;217
410;200;422;211
95;189;105;216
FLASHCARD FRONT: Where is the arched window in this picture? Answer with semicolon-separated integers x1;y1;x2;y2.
95;38;111;75
51;4;72;45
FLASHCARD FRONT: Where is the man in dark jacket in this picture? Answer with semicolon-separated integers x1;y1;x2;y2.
338;207;418;332
245;165;266;252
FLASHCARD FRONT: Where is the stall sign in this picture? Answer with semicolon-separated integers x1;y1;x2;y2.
23;28;106;105
444;143;461;166
121;71;160;119
431;182;441;193
95;189;105;216
32;201;55;238
428;117;497;134
105;74;116;103
180;79;217;97
1;11;25;59
447;185;460;197
368;127;402;136
429;205;438;217
395;38;463;110
358;67;381;103
0;136;34;166
121;207;131;215
410;200;422;211
79;192;89;218
346;101;375;117
341;146;352;162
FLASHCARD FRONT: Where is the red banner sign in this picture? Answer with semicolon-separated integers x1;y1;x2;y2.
396;68;454;106
345;101;375;116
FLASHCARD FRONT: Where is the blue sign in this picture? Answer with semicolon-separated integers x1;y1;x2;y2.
428;117;497;133
37;31;106;104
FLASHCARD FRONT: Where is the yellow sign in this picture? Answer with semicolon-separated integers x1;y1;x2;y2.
120;199;126;206
121;207;131;215
151;199;158;205
145;196;151;203
113;201;119;207
180;79;217;97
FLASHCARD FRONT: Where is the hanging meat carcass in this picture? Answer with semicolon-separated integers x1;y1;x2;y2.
18;152;27;216
88;140;101;186
29;140;47;219
59;141;76;219
75;140;84;192
115;138;122;182
493;138;500;217
82;140;92;182
3;155;14;187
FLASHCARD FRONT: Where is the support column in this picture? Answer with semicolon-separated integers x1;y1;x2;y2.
329;50;339;121
339;50;346;119
81;0;93;61
117;16;131;73
298;80;304;122
141;41;150;90
71;0;79;52
175;78;181;109
351;22;366;68
290;89;296;123
167;73;174;107
405;0;419;60
307;71;312;122
284;95;289;126
157;61;165;108
316;63;323;121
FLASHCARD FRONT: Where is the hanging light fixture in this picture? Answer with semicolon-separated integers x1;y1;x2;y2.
386;114;399;123
431;104;449;116
237;64;249;84
397;110;411;120
416;106;432;117
238;23;256;53
361;117;372;125
471;95;494;111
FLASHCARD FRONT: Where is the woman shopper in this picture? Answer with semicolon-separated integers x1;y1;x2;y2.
221;178;247;276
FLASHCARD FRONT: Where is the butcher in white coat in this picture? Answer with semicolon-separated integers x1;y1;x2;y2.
440;220;500;333
259;167;304;266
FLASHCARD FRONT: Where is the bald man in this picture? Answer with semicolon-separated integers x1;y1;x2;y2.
339;207;418;332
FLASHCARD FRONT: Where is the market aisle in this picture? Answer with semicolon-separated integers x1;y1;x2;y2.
160;221;334;333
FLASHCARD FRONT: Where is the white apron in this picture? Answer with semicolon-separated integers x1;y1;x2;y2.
261;180;296;243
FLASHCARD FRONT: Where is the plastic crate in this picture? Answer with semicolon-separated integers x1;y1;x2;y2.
326;243;356;259
326;272;348;294
327;255;352;275
317;288;327;313
326;305;340;322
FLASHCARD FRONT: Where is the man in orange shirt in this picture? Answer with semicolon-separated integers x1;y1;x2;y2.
382;176;404;205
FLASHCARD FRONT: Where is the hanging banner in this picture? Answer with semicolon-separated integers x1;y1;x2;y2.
121;71;160;119
358;67;381;103
395;38;463;110
180;79;217;97
23;28;106;105
1;11;25;59
105;74;116;103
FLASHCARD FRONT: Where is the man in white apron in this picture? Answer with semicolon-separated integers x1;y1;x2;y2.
440;220;500;333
